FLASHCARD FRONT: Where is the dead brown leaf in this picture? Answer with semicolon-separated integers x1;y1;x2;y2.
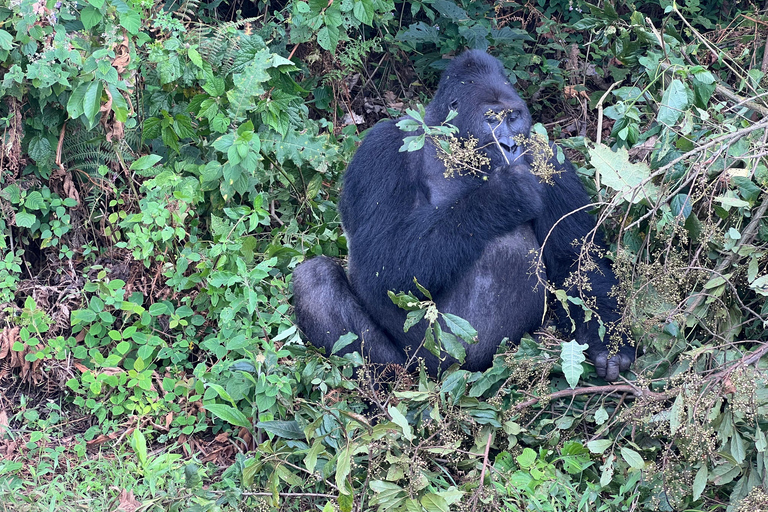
112;489;142;512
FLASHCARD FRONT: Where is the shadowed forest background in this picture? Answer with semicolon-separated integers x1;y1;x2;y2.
0;0;767;510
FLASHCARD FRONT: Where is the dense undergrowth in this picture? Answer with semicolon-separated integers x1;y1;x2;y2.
0;0;767;510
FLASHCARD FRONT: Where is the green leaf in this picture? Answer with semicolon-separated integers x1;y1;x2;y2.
658;79;689;127
0;30;13;50
587;439;612;454
107;84;128;120
442;313;477;343
600;454;615;487
130;154;163;171
81;7;102;30
23;191;45;210
256;420;304;439
335;446;352;493
132;428;148;468
330;332;357;355
589;143;657;203
669;392;684;435
67;83;89;120
437;327;466;363
439;370;468;403
119;11;141;34
594;406;609;425
188;47;203;68
304;439;323;473
70;309;96;324
83;81;103;126
620;447;645;469
352;0;374;25
730;432;746;464
205;404;252;429
388;405;413;441
516;448;536;468
148;303;169;316
693;465;708;501
316;25;340;52
560;339;588;389
28;136;53;164
420;493;449;512
338;493;353;512
670;194;691;219
14;211;36;228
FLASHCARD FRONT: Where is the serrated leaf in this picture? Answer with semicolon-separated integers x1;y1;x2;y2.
204;404;252;429
23;191;45;210
589;143;657;203
188;47;203;68
335;445;352;493
420;493;449;512
119;10;141;34
28;136;53;164
658;79;689;126
352;0;374;25
442;313;477;343
594;406;609;425
561;339;588;389
256;420;304;439
437;328;466;363
81;6;102;30
0;30;13;51
756;426;767;452
14;211;36;228
338;493;353;512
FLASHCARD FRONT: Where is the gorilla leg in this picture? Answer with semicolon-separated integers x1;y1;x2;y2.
292;256;407;366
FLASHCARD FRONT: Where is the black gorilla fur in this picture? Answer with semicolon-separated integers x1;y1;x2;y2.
293;51;635;380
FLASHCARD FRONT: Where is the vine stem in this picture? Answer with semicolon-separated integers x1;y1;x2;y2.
513;384;669;411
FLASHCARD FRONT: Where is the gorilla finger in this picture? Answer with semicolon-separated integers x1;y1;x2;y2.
593;352;609;379
619;354;632;371
604;357;621;382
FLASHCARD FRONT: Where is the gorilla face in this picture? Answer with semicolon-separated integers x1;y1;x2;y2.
427;51;533;167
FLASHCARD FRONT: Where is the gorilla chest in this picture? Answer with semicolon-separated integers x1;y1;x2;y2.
439;224;547;337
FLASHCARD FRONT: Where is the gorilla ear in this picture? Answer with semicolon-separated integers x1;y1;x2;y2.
449;99;459;110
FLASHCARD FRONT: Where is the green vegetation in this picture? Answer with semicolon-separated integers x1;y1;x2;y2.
0;0;767;511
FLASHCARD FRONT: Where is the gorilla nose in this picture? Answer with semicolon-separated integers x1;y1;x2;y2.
497;136;524;163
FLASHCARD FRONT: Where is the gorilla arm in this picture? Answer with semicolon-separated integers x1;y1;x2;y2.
531;156;634;381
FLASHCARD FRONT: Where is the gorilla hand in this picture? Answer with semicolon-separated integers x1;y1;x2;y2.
591;349;633;381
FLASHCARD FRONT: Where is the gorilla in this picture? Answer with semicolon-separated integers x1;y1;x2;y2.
293;50;634;381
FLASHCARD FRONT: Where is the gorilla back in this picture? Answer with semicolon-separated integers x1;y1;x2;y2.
293;50;635;380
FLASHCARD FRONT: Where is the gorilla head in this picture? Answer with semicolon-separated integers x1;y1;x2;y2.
426;51;532;165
